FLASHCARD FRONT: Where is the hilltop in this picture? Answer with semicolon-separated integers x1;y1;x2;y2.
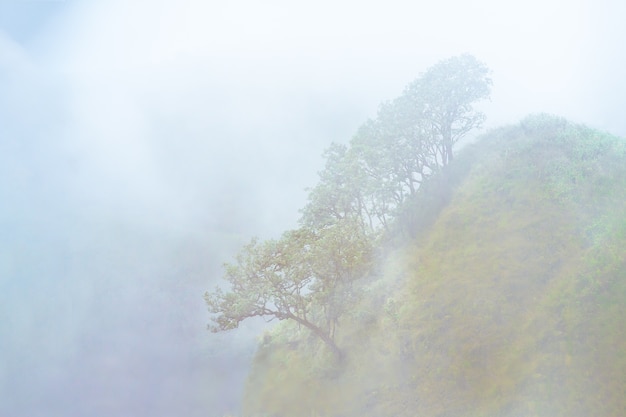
240;114;626;417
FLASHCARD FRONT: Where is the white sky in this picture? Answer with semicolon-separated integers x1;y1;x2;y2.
4;1;625;206
2;0;619;231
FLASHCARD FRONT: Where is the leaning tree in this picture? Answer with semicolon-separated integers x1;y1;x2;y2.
205;219;371;359
205;54;492;358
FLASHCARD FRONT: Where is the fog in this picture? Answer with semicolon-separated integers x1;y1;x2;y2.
1;1;625;416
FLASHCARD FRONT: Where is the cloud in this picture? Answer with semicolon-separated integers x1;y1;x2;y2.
0;30;30;72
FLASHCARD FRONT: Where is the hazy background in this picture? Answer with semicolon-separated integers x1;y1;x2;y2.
1;1;625;416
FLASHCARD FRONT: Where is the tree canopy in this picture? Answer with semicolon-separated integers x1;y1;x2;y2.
405;54;492;165
205;55;491;357
301;54;491;233
205;220;371;358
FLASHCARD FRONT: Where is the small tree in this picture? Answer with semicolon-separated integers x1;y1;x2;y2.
351;101;438;213
205;221;371;359
299;143;366;230
403;54;492;166
306;55;492;236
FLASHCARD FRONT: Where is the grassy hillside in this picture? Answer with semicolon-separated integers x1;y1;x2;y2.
240;114;626;417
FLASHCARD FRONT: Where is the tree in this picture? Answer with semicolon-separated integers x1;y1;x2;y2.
350;100;439;215
205;220;372;359
403;54;492;166
206;55;492;359
306;218;373;340
299;143;366;231
299;141;394;234
304;55;492;236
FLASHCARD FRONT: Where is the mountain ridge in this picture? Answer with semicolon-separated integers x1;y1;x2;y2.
240;114;626;417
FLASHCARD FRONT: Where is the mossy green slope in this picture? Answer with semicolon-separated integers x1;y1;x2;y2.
242;115;626;417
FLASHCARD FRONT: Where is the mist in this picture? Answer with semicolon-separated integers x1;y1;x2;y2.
1;1;625;416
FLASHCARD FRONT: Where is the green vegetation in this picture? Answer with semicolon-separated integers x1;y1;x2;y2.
205;55;492;359
301;54;492;233
240;115;626;417
205;220;372;358
205;55;626;417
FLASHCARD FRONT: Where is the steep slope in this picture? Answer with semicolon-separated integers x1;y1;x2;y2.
241;115;626;417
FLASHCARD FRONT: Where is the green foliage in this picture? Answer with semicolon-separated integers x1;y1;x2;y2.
202;59;626;417
306;219;374;335
205;219;373;357
301;54;492;235
207;54;492;358
299;143;368;230
404;54;492;165
242;115;626;417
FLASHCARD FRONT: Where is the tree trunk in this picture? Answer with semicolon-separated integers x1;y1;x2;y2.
442;123;453;166
287;312;344;361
